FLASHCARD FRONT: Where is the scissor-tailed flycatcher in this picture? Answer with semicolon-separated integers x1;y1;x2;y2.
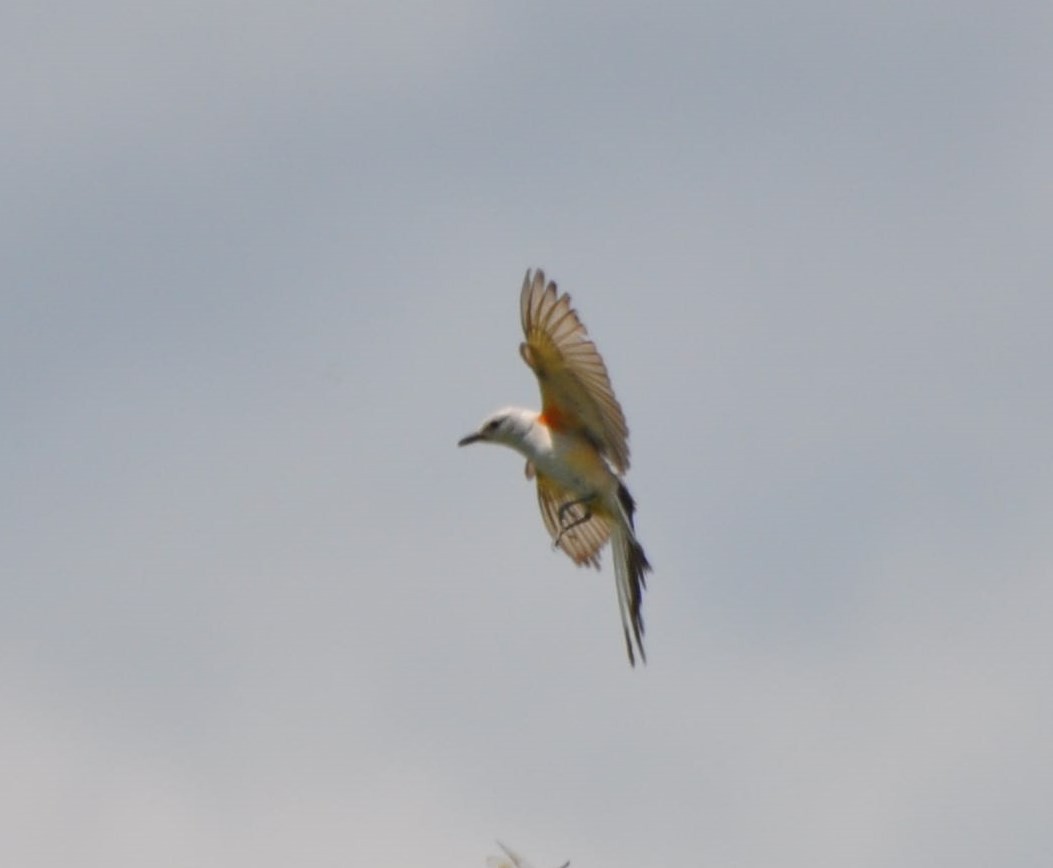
459;269;651;665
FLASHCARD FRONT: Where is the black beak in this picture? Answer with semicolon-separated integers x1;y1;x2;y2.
458;432;483;447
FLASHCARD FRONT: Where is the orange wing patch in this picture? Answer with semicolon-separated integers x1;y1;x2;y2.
536;404;569;431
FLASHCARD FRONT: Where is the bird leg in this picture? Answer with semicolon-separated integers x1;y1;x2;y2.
553;496;593;549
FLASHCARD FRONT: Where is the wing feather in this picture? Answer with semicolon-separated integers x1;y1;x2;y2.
519;269;631;473
536;474;611;569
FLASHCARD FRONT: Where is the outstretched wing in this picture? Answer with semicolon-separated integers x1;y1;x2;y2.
519;269;631;473
536;474;612;569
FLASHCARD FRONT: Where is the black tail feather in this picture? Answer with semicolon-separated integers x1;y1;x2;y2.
617;481;636;529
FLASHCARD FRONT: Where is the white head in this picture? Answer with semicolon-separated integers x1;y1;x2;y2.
458;407;537;452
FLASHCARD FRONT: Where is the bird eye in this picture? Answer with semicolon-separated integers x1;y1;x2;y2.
485;419;501;432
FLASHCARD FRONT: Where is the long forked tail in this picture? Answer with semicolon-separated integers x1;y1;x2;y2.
612;483;651;666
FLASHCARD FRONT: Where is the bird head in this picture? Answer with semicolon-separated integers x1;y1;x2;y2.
458;408;533;449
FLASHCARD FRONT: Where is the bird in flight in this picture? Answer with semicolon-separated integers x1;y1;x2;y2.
459;269;652;665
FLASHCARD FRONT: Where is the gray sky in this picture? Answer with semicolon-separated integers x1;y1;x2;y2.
3;3;1052;866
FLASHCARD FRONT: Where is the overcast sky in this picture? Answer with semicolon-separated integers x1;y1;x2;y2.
3;3;1052;867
